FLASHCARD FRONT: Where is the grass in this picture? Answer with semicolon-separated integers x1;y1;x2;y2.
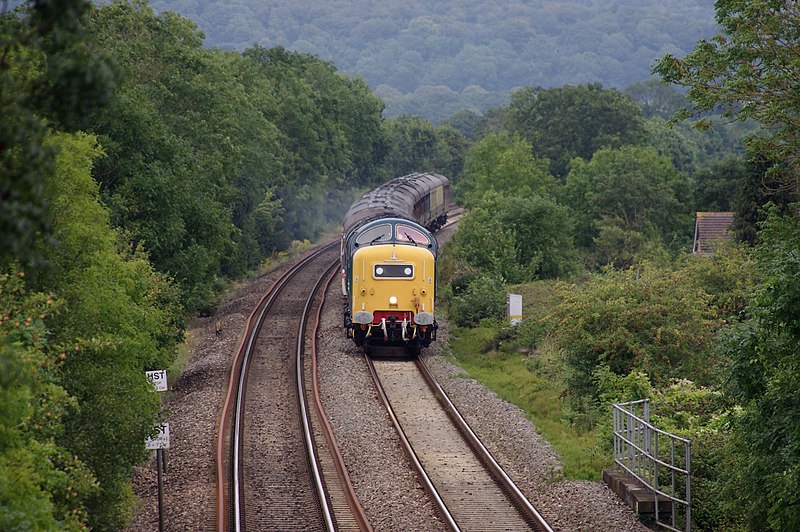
447;323;610;481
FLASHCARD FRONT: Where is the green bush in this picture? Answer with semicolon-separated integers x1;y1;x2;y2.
719;208;800;530
509;316;546;353
652;380;743;531
549;262;723;406
447;275;506;327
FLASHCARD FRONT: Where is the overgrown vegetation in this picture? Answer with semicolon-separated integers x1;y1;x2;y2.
438;2;800;530
1;0;430;528
4;0;800;530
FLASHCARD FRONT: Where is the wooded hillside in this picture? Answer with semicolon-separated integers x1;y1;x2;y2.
149;0;718;121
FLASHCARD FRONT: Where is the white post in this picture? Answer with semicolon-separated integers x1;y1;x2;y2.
507;293;522;325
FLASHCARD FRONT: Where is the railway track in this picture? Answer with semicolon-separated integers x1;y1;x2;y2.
214;242;370;531
214;208;549;531
367;356;553;532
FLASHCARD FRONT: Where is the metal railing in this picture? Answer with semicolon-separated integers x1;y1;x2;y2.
612;399;691;532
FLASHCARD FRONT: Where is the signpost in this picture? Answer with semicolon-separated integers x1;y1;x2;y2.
146;371;169;532
145;423;170;450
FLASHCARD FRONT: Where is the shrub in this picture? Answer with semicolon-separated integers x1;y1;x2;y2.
549;262;722;406
447;275;506;327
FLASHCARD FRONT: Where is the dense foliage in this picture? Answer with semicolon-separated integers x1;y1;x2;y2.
563;145;693;265
1;0;388;528
720;210;800;530
0;0;116;267
85;3;386;311
653;5;800;522
505;84;648;179
549;250;758;408
149;0;719;121
655;0;800;180
5;0;800;529
0;129;183;529
377;116;467;181
437;2;800;529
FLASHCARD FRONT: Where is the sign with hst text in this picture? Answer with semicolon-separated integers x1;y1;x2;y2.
146;370;168;392
146;423;170;450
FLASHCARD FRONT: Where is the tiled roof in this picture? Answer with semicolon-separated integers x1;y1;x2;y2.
693;212;734;254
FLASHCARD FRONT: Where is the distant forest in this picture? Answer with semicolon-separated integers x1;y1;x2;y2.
150;0;718;121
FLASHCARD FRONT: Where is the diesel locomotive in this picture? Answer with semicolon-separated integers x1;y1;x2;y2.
341;172;450;354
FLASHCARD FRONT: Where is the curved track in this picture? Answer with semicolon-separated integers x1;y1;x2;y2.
215;243;371;531
367;356;553;531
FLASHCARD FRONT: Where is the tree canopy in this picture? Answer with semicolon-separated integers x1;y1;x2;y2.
505;84;647;179
150;0;719;121
564;145;692;263
720;209;800;530
376;115;466;181
82;2;386;310
0;0;117;267
654;0;800;187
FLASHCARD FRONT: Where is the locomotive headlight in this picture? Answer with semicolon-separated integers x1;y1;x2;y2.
389;296;398;305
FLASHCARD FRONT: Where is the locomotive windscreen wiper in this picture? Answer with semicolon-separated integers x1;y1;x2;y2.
370;233;386;243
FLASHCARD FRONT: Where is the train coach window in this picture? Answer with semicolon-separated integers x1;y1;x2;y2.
355;224;392;245
396;224;430;245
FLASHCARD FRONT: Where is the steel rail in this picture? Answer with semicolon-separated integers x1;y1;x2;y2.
296;261;339;531
365;356;461;532
415;357;554;532
310;267;374;531
214;242;338;532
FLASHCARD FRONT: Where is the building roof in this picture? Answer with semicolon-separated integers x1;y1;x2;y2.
693;212;735;254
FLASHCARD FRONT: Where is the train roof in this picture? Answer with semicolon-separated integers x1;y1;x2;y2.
342;172;449;235
343;217;438;258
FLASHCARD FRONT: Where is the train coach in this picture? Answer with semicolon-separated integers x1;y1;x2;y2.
341;172;451;354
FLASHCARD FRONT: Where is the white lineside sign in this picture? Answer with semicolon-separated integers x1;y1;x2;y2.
507;294;522;325
146;369;168;392
146;423;170;450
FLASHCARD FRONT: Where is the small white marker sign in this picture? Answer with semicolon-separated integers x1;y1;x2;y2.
146;370;168;392
146;423;170;450
507;293;523;325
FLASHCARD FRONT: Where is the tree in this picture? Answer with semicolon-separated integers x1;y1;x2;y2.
721;208;800;530
38;132;183;529
244;45;387;243
449;192;576;283
440;108;484;141
378;115;466;181
563;146;692;260
0;269;96;531
624;78;687;119
693;156;749;212
458;133;555;206
0;0;117;267
87;2;241;310
731;156;800;245
551;261;724;405
505;84;647;179
654;0;800;189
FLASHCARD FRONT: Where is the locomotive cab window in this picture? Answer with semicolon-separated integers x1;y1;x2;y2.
395;224;430;246
355;224;392;246
373;264;414;279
